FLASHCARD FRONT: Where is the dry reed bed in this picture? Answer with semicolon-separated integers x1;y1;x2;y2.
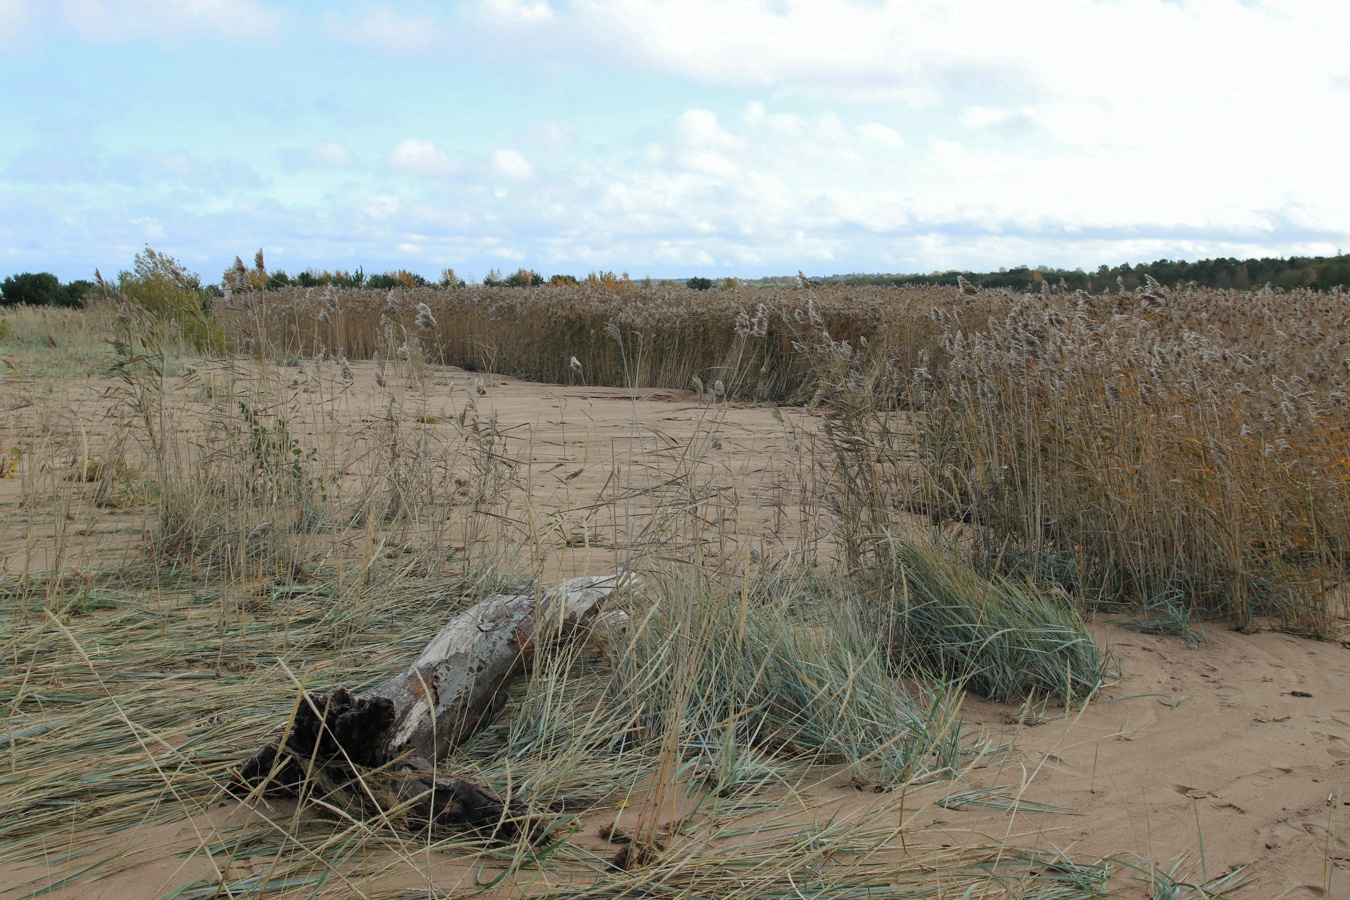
215;281;961;403
3;299;828;586
93;360;803;585
220;279;1349;630
905;281;1350;632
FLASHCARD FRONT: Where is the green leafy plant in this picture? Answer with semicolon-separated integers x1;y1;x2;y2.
237;399;326;505
116;247;222;351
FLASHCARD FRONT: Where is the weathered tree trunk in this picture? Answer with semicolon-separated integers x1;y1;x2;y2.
235;574;630;835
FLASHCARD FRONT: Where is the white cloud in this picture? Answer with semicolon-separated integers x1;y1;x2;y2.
532;0;1342;105
490;148;535;181
324;0;555;58
666;109;746;178
502;95;1348;274
325;6;442;55
525;121;577;152
674;109;744;151
516;0;1004;103
61;0;284;42
286;140;357;170
327;0;1350;158
856;122;905;150
9;2;1350;279
745;101;806;134
387;139;458;179
362;195;400;221
480;0;554;25
958;106;1036;133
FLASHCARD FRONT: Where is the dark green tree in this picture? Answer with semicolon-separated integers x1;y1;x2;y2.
1;272;87;308
484;268;543;287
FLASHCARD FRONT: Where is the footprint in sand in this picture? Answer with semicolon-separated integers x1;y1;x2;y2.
1315;733;1350;759
1172;784;1218;799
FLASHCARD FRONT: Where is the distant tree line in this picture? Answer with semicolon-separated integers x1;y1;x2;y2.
223;259;727;292
8;252;1349;311
223;257;579;291
829;254;1350;293
0;272;95;308
223;253;458;291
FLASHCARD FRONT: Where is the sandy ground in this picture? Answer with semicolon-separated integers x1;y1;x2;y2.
0;361;832;578
960;624;1350;898
2;364;1348;897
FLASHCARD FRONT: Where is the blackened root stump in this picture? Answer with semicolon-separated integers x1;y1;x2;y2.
234;574;631;838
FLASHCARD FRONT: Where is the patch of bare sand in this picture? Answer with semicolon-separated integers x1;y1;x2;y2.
942;623;1350;898
451;376;832;576
0;363;831;577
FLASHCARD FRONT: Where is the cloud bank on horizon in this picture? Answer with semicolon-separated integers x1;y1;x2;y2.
1;0;1347;283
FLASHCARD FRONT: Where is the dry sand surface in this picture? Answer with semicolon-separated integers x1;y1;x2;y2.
2;364;1348;898
0;362;831;578
959;626;1350;899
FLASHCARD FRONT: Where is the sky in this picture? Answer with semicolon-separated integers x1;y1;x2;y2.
1;0;1348;284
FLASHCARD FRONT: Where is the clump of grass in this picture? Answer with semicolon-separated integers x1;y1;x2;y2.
107;322;316;580
1116;585;1210;647
1116;852;1254;898
98;308;529;587
602;565;970;786
867;535;1112;703
446;562;975;885
0;301;125;377
777;275;1348;634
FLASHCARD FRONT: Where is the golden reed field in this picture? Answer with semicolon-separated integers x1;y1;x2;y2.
0;274;1347;898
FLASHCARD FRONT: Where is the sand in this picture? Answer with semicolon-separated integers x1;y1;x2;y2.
959;624;1350;898
2;366;1346;898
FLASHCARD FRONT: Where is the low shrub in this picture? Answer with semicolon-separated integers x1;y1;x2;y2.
116;247;222;351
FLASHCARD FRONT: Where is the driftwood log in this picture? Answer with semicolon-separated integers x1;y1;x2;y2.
235;574;630;834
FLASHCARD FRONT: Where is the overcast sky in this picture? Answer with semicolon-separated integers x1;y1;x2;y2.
2;0;1347;283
